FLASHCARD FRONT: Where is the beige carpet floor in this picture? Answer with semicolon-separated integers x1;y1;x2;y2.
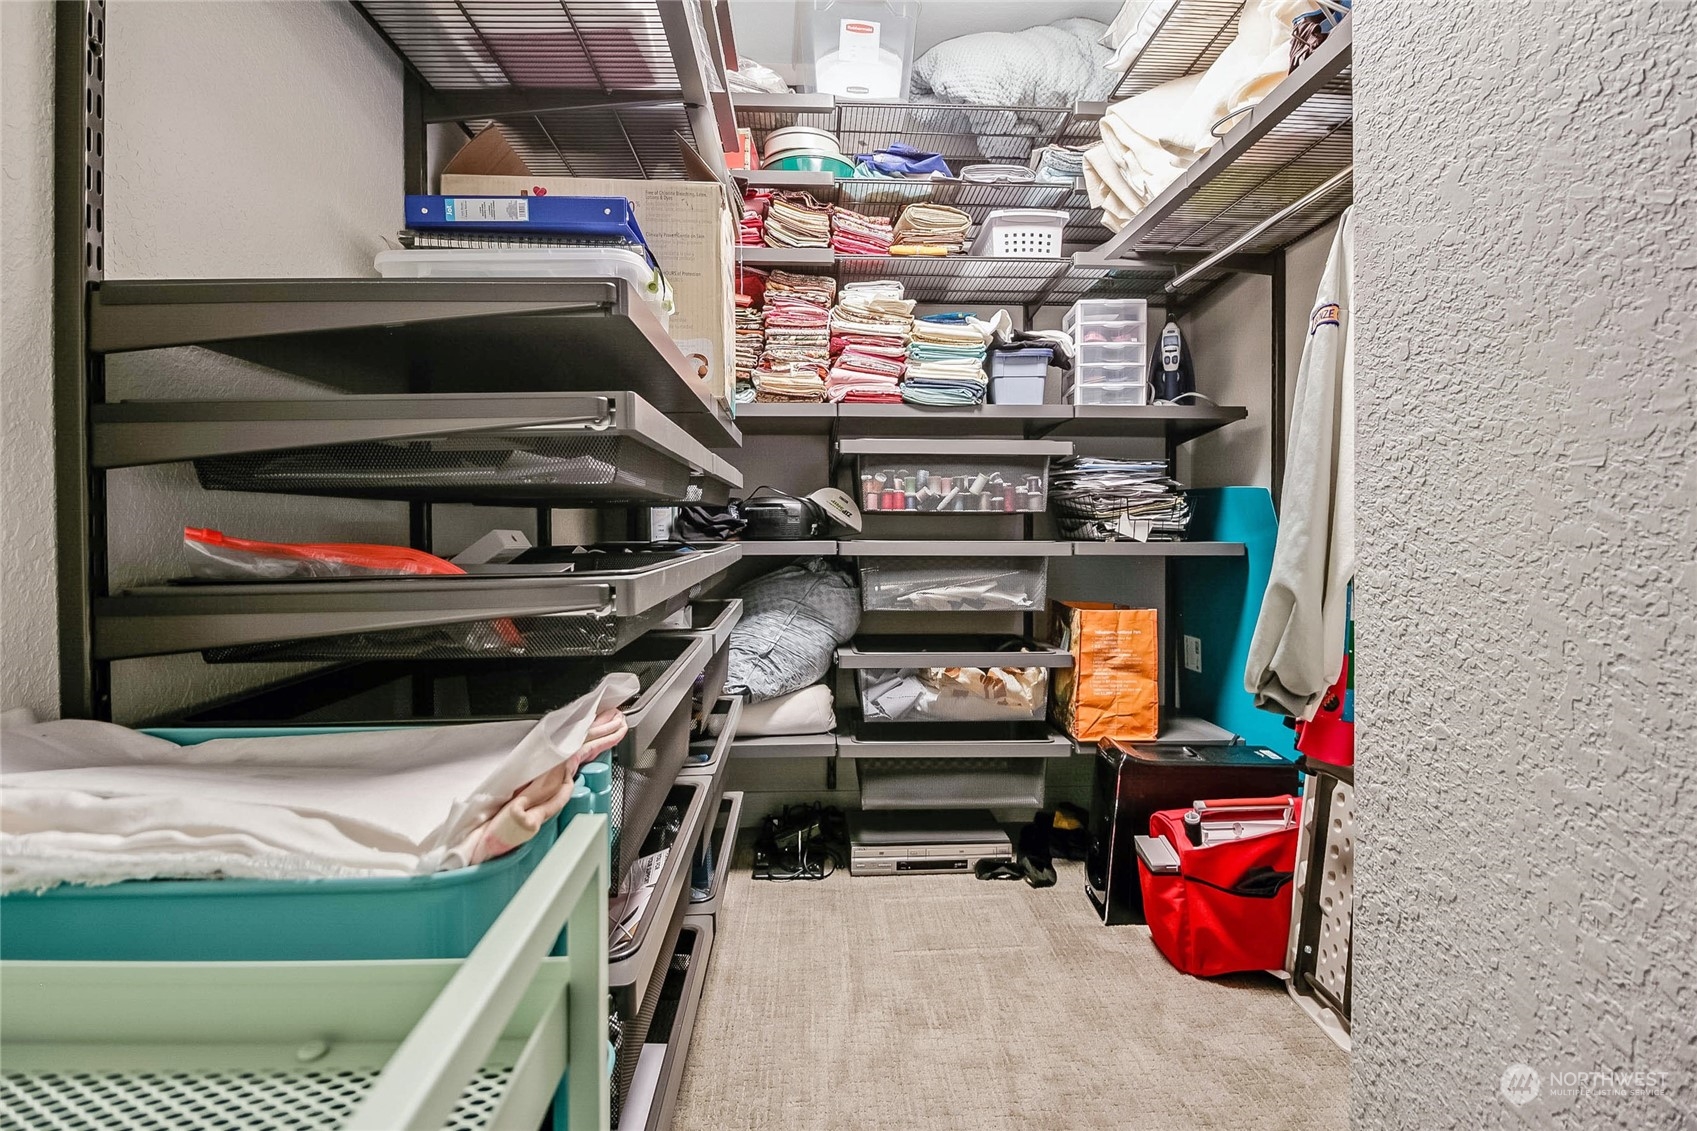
671;859;1347;1131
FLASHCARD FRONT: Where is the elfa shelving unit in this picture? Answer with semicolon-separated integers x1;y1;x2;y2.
725;9;1354;1030
44;3;755;1128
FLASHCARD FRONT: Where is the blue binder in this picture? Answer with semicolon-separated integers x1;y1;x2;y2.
403;193;647;245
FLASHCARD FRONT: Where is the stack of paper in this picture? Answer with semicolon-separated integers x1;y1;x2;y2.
891;203;971;254
902;314;990;406
830;206;895;256
764;191;832;249
1047;457;1191;541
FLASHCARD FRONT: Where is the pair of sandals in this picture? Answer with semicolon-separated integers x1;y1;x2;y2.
974;853;1056;888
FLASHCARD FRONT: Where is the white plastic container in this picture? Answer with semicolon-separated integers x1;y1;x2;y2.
1063;298;1148;328
969;209;1070;258
375;246;673;327
1073;379;1149;406
989;375;1047;405
806;1;918;100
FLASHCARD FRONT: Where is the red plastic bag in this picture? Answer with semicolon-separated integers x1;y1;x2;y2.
184;527;464;581
1139;797;1302;977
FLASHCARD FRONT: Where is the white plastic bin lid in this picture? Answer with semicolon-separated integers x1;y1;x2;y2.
374;245;674;321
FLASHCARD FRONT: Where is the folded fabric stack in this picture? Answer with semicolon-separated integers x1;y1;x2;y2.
827;282;914;403
1030;144;1088;183
830;206;895;256
902;314;991;406
739;190;770;246
892;203;972;254
854;144;952;179
1047;456;1192;541
734;295;765;404
750;359;829;402
753;270;836;403
763;191;832;249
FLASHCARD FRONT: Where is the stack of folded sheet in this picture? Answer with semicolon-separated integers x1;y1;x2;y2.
830;206;895;256
734;295;765;403
891;203;972;254
763;191;832;248
902;314;991;406
1031;144;1088;183
739;190;770;246
1047;456;1192;541
827;281;914;403
753;270;836;403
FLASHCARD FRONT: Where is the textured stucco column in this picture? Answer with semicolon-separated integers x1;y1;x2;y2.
1352;2;1695;1126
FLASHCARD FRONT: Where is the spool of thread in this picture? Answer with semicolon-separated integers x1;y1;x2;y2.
883;487;901;510
905;492;918;510
1003;484;1016;512
862;474;878;511
968;473;990;494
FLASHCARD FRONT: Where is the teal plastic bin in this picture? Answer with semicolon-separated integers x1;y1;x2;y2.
0;727;606;962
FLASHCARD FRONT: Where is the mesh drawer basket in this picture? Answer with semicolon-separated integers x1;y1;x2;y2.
857;556;1049;612
203;599;683;663
195;433;691;505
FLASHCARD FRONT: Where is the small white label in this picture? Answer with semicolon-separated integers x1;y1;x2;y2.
445;197;528;223
838;17;881;64
1183;635;1203;673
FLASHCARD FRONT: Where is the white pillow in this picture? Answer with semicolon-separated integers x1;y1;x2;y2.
729;685;835;738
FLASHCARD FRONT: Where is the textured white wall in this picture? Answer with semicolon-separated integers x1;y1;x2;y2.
1;1;406;721
1;1;60;717
1352;3;1696;1126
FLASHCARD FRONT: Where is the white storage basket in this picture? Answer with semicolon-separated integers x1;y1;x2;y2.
969;209;1070;258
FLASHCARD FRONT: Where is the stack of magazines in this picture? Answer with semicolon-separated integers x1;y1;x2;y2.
1048;457;1190;542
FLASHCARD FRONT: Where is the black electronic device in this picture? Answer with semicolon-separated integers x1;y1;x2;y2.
1086;738;1299;925
743;495;824;540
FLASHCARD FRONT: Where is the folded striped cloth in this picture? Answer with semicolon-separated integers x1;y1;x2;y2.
830;206;895;256
764;192;832;248
893;203;971;251
753;359;829;402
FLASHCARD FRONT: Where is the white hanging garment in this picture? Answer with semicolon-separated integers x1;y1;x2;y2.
1244;208;1355;719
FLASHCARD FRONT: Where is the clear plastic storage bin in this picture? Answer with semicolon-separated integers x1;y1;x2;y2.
857;666;1051;723
841;438;1070;514
805;1;918;100
1074;379;1150;406
1077;340;1146;366
857;556;1050;612
375;246;672;327
1063;298;1148;330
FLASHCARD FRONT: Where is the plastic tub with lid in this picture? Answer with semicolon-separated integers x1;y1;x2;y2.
376;246;673;327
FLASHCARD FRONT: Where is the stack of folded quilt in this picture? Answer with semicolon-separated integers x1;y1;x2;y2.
903;314;991;406
753;270;836;403
830;206;896;256
739;190;770;246
764;191;832;248
827;281;914;403
734;295;765;404
891;203;972;254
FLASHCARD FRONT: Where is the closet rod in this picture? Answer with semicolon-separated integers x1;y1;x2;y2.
1164;165;1353;292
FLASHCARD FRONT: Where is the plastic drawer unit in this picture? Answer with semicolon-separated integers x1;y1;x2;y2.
837;636;1073;740
839;438;1072;514
0;815;612;1131
837;541;1073;613
93;391;733;506
1065;299;1149;403
93;544;742;663
616;916;717;1131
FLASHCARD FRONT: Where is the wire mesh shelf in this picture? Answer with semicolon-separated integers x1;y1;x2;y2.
1108;0;1248;100
1084;19;1354;265
356;0;729;180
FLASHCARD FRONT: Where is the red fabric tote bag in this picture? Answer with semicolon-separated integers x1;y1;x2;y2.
1139;797;1302;977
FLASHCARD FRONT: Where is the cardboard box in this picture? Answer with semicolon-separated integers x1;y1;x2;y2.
1048;601;1159;742
441;130;736;406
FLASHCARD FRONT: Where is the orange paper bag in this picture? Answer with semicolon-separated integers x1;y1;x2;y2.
1048;602;1159;741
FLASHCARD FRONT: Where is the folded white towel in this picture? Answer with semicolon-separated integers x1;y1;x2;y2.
0;673;639;892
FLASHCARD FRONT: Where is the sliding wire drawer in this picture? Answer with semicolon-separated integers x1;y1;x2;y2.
617;917;715;1131
680;696;742;779
689;791;745;918
94;392;737;505
93;545;742;661
838;732;1072;811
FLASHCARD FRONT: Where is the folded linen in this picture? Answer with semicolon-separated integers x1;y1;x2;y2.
893;203;972;251
0;674;639;892
764;191;832;248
